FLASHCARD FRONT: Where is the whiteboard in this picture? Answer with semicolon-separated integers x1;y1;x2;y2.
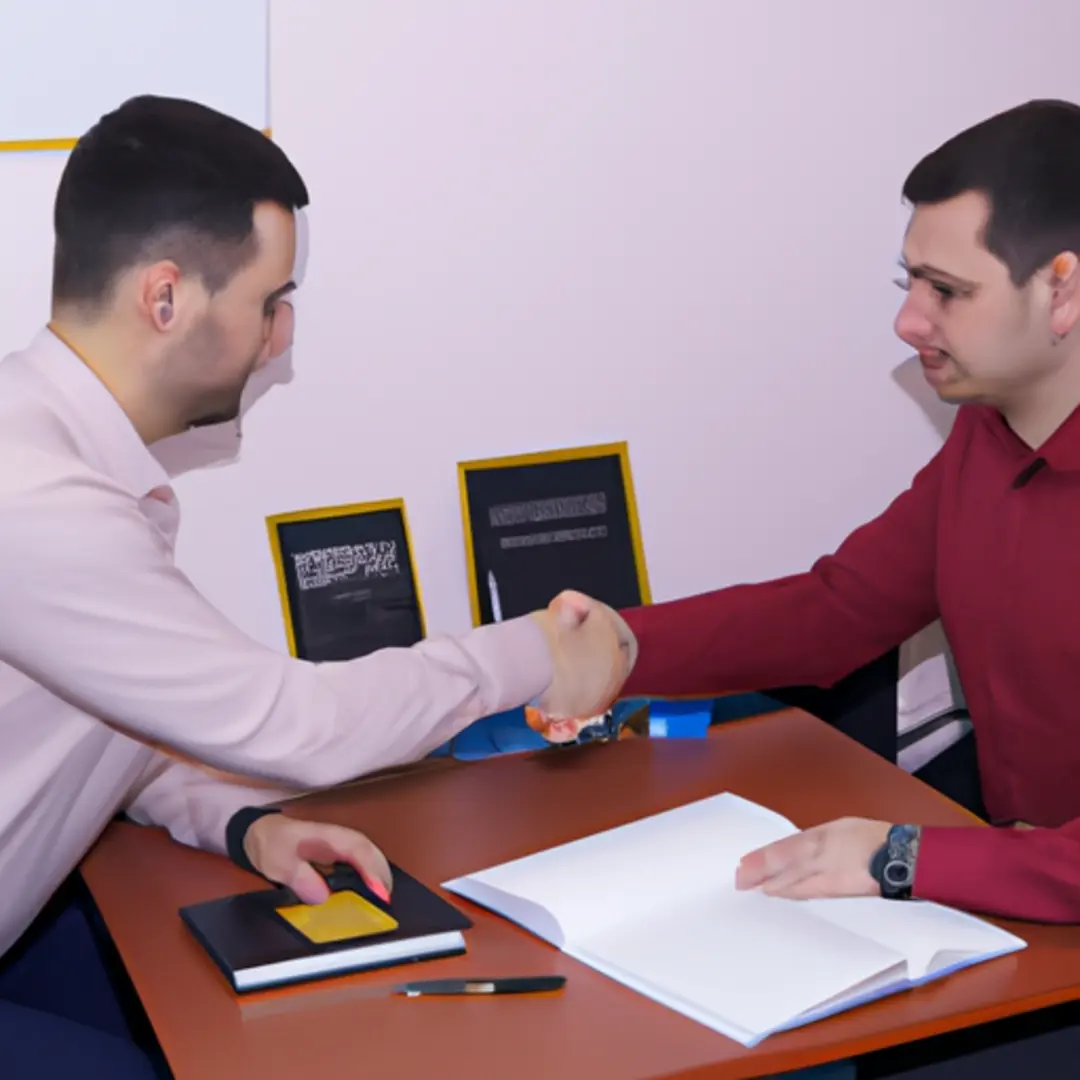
0;0;268;150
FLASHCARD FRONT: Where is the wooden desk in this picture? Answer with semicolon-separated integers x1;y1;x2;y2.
81;710;1080;1080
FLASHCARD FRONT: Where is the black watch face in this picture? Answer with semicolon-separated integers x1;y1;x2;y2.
883;858;913;889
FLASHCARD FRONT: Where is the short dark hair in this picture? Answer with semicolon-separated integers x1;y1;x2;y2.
902;98;1080;286
52;94;309;309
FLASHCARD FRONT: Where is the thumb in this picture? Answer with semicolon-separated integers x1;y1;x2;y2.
550;589;591;629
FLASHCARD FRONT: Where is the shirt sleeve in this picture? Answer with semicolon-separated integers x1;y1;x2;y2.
618;447;945;699
0;462;554;789
914;820;1080;923
123;752;298;855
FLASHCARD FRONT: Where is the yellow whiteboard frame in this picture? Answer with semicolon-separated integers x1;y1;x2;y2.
266;497;427;658
0;128;273;154
457;440;651;628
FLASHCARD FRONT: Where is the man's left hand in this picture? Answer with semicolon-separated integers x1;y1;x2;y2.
244;814;392;906
734;817;890;900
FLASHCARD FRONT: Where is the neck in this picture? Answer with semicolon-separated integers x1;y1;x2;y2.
1000;353;1080;449
48;314;182;444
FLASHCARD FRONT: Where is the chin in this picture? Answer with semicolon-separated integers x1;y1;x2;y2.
933;384;990;406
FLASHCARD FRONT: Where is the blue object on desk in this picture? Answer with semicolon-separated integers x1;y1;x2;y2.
429;693;785;761
433;700;648;760
646;700;711;739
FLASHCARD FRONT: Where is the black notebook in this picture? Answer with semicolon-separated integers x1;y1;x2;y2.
180;863;472;992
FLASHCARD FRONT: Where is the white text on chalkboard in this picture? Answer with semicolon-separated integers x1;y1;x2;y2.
488;493;607;528
293;541;400;591
500;525;608;549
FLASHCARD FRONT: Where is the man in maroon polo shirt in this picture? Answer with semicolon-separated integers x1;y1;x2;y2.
535;99;1080;930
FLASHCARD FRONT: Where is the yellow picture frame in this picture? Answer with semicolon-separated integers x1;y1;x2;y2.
457;440;651;627
266;497;426;659
0;128;273;154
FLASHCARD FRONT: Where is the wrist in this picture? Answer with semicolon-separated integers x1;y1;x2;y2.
525;611;556;709
225;806;282;876
869;824;921;900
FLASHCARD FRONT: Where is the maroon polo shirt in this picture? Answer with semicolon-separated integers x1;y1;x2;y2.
620;403;1080;923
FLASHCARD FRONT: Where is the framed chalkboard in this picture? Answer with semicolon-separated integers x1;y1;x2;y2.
266;499;426;662
457;442;650;626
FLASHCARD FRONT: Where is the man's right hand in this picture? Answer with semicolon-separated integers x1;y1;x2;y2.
527;590;636;736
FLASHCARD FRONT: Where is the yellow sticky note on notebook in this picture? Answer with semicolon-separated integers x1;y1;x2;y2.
276;890;399;944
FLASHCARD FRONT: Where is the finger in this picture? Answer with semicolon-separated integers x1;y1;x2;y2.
285;859;333;905
524;707;585;742
735;835;807;889
296;829;393;901
340;833;394;901
762;871;837;900
605;606;637;654
544;718;585;742
734;850;772;889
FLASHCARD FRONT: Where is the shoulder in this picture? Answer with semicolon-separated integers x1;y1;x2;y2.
0;411;137;552
0;355;128;510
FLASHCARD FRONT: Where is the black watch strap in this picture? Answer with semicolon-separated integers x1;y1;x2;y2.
868;824;921;900
225;806;282;875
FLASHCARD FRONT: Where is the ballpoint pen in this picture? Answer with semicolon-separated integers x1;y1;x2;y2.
239;975;568;1021
396;975;566;997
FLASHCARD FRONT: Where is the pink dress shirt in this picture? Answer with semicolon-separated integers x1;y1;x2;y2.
0;327;553;958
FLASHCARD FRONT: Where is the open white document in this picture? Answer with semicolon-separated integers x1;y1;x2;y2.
442;793;1025;1047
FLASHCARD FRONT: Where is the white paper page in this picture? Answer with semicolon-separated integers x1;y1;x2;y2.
779;964;910;1034
800;896;1026;978
439;876;572;947
577;888;908;1040
442;793;797;945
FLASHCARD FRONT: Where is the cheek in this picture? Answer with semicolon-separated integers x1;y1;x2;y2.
951;302;1019;370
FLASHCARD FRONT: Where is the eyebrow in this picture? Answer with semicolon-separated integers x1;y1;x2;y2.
266;280;297;305
897;257;979;291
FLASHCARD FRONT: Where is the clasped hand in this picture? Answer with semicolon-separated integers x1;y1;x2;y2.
526;590;638;741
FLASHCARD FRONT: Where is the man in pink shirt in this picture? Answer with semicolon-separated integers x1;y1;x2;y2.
0;95;635;1077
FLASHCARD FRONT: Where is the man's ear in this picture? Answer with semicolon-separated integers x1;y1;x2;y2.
139;261;182;333
268;299;295;360
254;300;295;370
1048;252;1080;341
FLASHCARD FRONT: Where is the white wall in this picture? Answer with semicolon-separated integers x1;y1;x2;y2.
0;0;267;147
2;1;1079;654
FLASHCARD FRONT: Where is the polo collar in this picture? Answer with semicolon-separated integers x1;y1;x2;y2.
974;403;1080;475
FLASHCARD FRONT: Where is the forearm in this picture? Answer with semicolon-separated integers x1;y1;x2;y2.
915;822;1080;923
618;449;946;701
620;570;918;699
123;754;298;855
114;617;550;792
0;477;554;792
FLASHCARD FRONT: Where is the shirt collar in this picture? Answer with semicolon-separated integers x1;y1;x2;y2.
974;403;1080;474
30;326;169;499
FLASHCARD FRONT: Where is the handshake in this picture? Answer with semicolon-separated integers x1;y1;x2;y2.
526;590;638;743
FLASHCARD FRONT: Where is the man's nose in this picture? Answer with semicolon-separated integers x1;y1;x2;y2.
894;291;935;348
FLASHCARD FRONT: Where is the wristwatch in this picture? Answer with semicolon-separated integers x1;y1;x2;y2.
868;824;921;900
